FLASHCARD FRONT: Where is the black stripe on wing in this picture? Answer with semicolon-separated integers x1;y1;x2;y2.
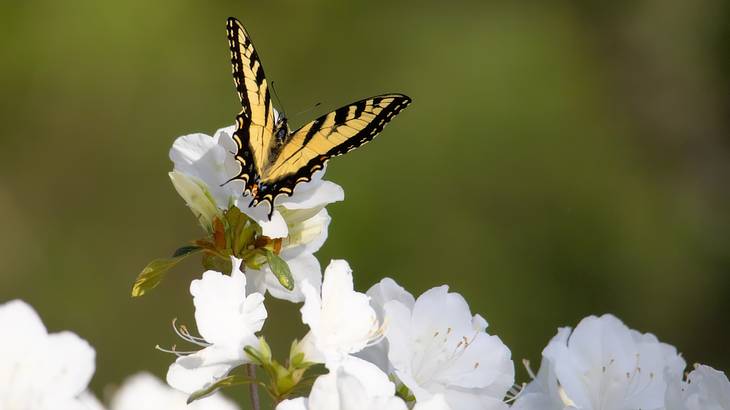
226;17;267;194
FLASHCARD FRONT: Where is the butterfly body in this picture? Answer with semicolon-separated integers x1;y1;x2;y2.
226;17;411;218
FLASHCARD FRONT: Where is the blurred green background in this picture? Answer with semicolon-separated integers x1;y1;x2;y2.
1;0;729;404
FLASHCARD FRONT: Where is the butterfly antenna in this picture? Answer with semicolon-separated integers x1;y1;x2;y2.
270;80;287;119
293;102;322;119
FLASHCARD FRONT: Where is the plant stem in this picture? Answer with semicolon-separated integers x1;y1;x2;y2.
246;363;261;410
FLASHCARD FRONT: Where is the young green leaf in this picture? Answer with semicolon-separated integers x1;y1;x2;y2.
187;374;255;404
265;249;294;291
202;253;231;273
172;245;201;258
131;248;202;297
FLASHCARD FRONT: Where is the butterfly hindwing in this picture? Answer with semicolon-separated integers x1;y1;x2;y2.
254;94;412;205
226;17;276;193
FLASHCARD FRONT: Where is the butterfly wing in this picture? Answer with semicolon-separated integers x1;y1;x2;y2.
226;17;276;193
253;94;412;208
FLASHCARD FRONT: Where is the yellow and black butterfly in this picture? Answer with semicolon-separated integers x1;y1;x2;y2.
225;17;411;219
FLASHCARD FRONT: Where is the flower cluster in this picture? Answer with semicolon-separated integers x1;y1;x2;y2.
3;126;728;410
0;299;239;410
145;129;730;409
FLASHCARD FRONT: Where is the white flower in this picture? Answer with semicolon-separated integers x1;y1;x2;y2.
170;127;338;302
169;126;343;238
166;257;267;394
383;285;514;410
665;364;730;410
110;372;239;410
0;299;96;410
168;130;240;229
276;357;407;410
513;314;686;410
297;260;381;365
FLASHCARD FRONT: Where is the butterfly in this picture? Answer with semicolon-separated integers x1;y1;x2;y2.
225;17;412;219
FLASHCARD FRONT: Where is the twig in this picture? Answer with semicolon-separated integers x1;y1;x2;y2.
246;363;260;410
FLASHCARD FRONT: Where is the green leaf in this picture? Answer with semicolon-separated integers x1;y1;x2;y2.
202;252;231;272
224;206;257;256
187;374;254;403
395;382;415;402
131;248;202;297
172;245;201;258
265;249;294;291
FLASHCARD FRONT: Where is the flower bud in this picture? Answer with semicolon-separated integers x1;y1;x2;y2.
169;171;222;232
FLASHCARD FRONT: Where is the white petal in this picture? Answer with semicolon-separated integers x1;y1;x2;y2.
166;344;244;394
666;364;730;410
212;125;237;152
168;171;221;230
355;338;391;374
411;286;474;340
170;132;242;209
413;394;453;410
78;391;105;410
39;331;96;399
339;357;397;397
112;372;239;410
191;262;266;347
367;277;415;321
46;398;102;410
301;260;379;364
276;397;309;410
689;365;730;406
439;389;509;410
356;278;415;373
170;133;218;168
299;280;323;358
281;208;331;258
382;300;414;376
278;180;344;210
0;299;47;348
307;358;406;410
0;300;96;409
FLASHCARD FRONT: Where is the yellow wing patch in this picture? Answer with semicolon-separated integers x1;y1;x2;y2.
227;18;275;176
262;95;408;181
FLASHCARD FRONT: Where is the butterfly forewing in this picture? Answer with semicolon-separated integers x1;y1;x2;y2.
256;94;411;204
226;18;276;187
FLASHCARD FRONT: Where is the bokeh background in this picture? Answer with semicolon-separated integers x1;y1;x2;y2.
1;0;729;404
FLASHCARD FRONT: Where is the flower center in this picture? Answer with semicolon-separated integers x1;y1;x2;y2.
587;354;657;409
412;326;480;385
